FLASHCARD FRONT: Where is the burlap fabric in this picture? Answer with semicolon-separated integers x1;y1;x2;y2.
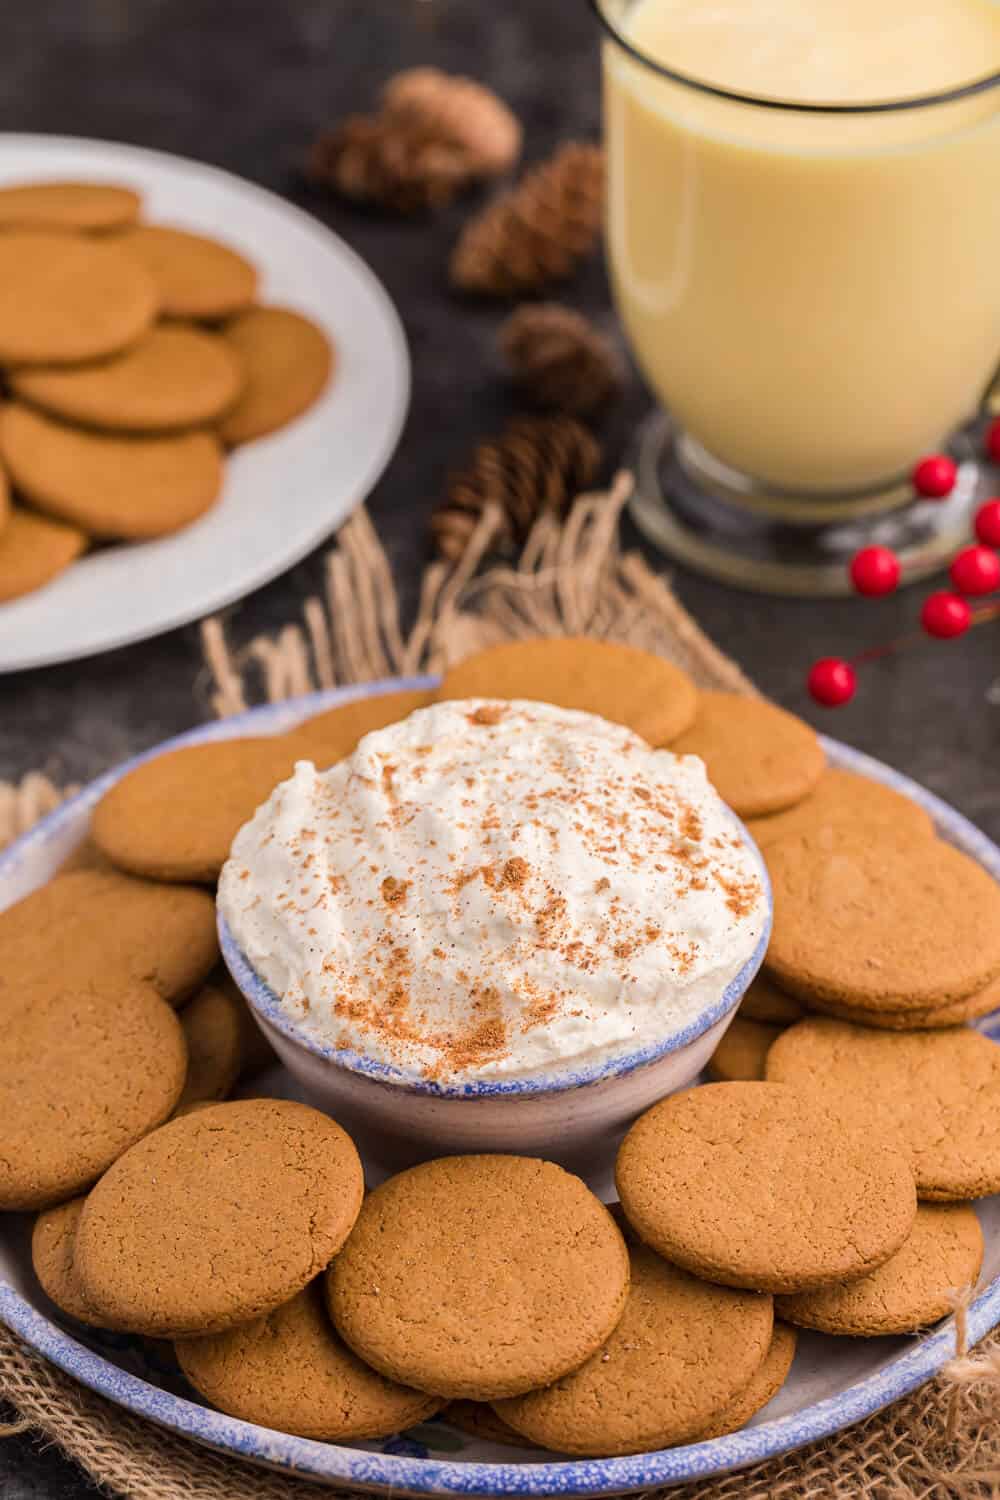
3;474;1000;1497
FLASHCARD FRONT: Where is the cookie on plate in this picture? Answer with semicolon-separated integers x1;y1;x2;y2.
764;829;1000;1012
766;1020;1000;1200
31;1197;101;1325
0;181;141;233
0;508;85;603
0;231;157;364
0;404;223;540
289;689;435;768
738;973;804;1025
0;868;217;1005
694;1323;797;1440
327;1155;629;1401
436;638;698;745
444;1402;537;1447
115;225;257;320
12;325;243;433
746;767;935;849
494;1242;774;1455
176;1281;441;1440
776;1203;983;1336
91;736;300;883
75;1099;363;1337
219;307;333;445
0;978;186;1210
669;693;824;818
707;1017;784;1082
175;982;246;1110
797;973;1000;1031
616;1081;916;1293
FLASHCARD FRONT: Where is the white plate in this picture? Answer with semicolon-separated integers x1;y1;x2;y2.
0;136;410;672
2;681;1000;1494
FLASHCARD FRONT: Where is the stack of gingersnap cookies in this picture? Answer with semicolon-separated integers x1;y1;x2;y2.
4;635;1000;1457
0;179;333;604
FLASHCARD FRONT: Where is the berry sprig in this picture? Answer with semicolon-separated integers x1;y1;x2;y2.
808;421;1000;707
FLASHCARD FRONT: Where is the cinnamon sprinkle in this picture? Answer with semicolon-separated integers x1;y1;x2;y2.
469;704;506;726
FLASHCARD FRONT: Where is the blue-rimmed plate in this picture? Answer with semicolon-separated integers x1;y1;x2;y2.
2;677;999;1494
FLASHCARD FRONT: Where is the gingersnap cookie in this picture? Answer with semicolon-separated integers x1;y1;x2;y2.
695;1323;797;1440
327;1155;629;1401
0;868;217;1005
616;1082;916;1293
445;1402;536;1447
0;403;223;540
766;1020;1000;1200
776;1204;983;1336
0;181;141;232
176;1281;441;1440
707;1017;784;1082
91;735;299;883
32;1197;101;1325
115;225;257;320
0;507;85;603
226;975;277;1076
75;1099;363;1337
0;231;157;364
670;693;824;818
494;1242;774;1456
437;638;698;745
175;982;245;1110
764;829;1000;1012
219;306;333;445
289;688;435;768
739;972;804;1025
57;837;113;875
746;767;935;849
804;974;1000;1031
0;977;186;1210
12;325;243;433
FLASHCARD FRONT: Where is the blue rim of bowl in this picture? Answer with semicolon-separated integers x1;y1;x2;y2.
2;678;1000;1494
219;836;771;1099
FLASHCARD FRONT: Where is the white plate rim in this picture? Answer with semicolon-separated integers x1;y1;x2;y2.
1;679;998;1495
0;134;410;673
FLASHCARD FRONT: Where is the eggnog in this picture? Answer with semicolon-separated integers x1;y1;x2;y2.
604;0;1000;493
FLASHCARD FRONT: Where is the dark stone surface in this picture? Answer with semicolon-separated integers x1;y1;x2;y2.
1;1;998;1494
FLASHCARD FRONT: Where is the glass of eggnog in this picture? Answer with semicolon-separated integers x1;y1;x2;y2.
593;0;1000;594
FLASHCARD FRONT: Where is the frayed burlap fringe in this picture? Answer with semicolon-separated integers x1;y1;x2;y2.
0;771;76;852
198;471;755;718
5;475;1000;1497
5;1311;1000;1499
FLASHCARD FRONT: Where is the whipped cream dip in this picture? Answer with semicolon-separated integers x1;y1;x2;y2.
218;700;767;1083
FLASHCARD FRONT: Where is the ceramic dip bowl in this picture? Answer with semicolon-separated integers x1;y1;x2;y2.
219;836;771;1197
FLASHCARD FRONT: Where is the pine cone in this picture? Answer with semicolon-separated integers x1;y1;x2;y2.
432;415;601;562
450;143;605;297
382;67;522;178
307;114;471;214
500;304;622;418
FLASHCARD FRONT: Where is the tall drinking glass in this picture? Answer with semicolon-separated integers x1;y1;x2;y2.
592;0;1000;593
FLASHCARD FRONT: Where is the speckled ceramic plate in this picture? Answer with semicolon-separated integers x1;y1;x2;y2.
0;136;409;673
2;678;1000;1495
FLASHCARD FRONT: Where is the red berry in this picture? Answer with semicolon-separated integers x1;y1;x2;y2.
921;591;972;639
912;454;958;499
949;544;1000;597
975;499;1000;548
807;657;857;707
986;417;1000;465
849;545;901;597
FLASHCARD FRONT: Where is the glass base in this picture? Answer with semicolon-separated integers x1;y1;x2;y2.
629;412;994;597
